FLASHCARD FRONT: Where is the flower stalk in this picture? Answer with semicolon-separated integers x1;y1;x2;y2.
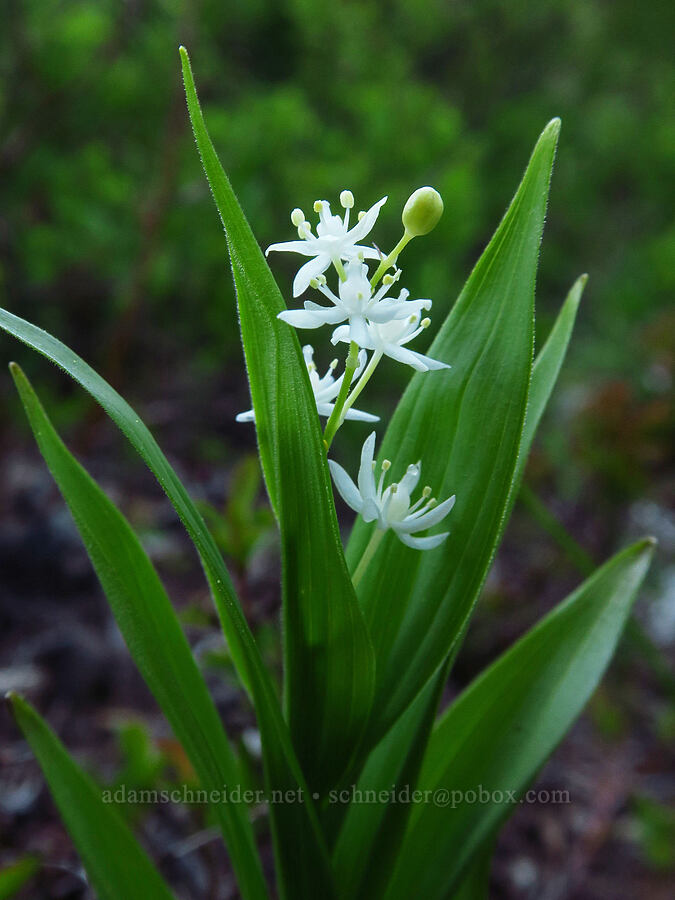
323;340;360;449
352;527;385;587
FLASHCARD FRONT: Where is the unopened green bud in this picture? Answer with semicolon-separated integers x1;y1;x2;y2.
402;186;444;237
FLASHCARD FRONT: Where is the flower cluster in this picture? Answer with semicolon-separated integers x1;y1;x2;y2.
239;187;456;561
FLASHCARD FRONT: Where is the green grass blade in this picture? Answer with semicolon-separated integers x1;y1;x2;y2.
347;120;561;746
10;364;266;899
179;45;375;796
7;695;176;900
384;538;655;900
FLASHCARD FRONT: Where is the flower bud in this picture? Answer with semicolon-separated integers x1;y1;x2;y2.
402;187;443;237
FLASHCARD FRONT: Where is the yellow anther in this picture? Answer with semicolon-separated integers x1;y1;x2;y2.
421;317;431;329
291;208;305;227
358;210;366;221
313;200;323;213
382;459;391;471
340;190;354;209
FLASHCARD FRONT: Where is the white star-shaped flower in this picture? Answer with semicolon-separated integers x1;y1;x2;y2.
328;432;455;550
266;191;387;297
236;346;378;424
278;259;431;347
331;307;450;373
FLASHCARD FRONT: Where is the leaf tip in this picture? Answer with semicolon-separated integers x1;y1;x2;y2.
4;690;22;715
8;361;26;389
545;117;562;138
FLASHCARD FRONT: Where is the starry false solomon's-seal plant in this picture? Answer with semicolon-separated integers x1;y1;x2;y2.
0;48;655;900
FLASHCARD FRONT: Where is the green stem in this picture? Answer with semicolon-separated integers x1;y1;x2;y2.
333;257;347;281
339;350;383;426
370;231;413;290
352;527;385;588
324;341;359;449
519;482;675;701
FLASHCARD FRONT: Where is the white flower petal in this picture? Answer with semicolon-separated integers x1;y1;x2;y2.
355;349;368;377
235;409;255;423
349;315;371;348
396;530;449;550
399;463;421;496
293;254;331;296
358;432;377;504
328;460;364;514
382;343;431;370
398;494;456;533
315;402;335;418
302;301;346;324
351;245;381;261
343;408;380;422
347;196;387;242
265;240;318;258
361;499;381;523
277;309;327;329
331;324;353;346
406;350;451;371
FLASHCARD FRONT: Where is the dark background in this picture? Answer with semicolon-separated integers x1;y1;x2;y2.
1;1;673;897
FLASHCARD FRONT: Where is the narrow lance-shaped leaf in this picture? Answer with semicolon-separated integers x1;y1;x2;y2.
0;315;333;897
513;272;586;492
7;695;176;900
449;843;494;900
331;661;448;898
0;856;39;900
384;538;655;900
347;120;561;747
180;45;375;798
10;364;267;900
331;276;585;890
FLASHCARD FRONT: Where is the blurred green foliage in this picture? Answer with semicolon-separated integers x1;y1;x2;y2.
1;0;672;444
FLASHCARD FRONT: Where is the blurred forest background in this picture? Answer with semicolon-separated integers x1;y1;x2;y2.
0;1;673;898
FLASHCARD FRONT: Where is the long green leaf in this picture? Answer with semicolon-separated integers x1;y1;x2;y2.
347;120;560;746
10;364;266;900
384;537;655;900
7;694;175;900
0;320;332;896
179;46;375;798
331;274;586;889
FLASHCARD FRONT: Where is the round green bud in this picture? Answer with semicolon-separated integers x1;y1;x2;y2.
402;186;444;237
